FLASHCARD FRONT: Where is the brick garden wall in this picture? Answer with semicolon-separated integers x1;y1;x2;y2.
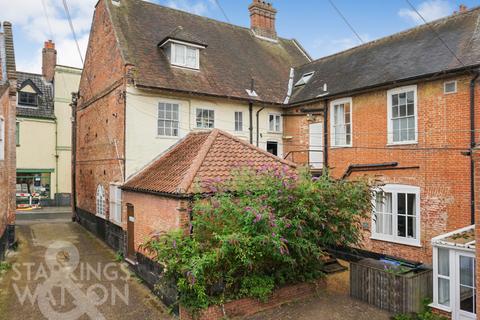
284;74;479;264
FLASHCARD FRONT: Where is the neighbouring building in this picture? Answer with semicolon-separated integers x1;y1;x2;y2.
281;6;480;319
0;21;17;259
73;0;309;251
16;41;80;207
121;129;295;294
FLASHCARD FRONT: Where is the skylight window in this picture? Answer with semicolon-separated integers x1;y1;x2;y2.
294;72;314;87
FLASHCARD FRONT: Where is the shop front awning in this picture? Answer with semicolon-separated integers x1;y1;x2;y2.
17;168;54;173
431;225;475;251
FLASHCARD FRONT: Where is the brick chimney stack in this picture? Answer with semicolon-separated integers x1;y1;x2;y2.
249;0;277;40
42;40;56;83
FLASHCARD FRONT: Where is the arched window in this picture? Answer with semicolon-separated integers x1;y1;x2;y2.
96;184;105;217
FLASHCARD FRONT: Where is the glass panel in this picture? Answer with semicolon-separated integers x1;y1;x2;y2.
407;91;414;104
407;216;415;238
407;194;416;216
460;286;475;313
376;212;383;233
269;115;274;131
438;278;450;307
399;92;406;105
392;106;399;118
385;193;392;213
174;44;186;65
385;214;393;235
407;103;414;116
398;193;406;214
438;248;449;276
460;256;474;287
186;47;197;68
399;104;406;117
392;94;398;107
397;215;406;237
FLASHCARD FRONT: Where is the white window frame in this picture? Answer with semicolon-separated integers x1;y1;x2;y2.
387;85;418;145
294;71;314;87
432;246;454;312
0;117;4;160
330;97;353;147
371;184;421;247
196;108;215;129
444;80;457;94
157;102;180;137
268;113;282;133
109;184;122;225
171;42;200;70
96;184;106;218
234;111;243;132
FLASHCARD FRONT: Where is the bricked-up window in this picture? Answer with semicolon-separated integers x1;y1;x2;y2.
372;184;420;246
96;184;106;218
387;85;417;144
196;108;214;129
109;184;122;224
171;43;199;69
0;117;4;160
18;92;38;107
268;114;281;132
158;103;179;136
234;111;243;132
330;98;352;147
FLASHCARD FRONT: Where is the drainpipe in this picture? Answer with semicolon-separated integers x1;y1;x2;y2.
71;92;78;221
256;107;265;147
249;103;253;144
470;71;479;225
54;118;59;202
323;100;329;171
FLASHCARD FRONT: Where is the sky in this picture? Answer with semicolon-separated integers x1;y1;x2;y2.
1;0;479;74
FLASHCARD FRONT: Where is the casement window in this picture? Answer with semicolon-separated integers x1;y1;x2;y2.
330;98;352;147
234;111;243;132
96;184;106;217
158;102;179;136
0;117;4;160
435;247;451;308
387;86;417;144
371;184;420;246
266;141;278;156
196;108;214;128
444;80;457;94
18;92;38;107
171;43;199;69
109;184;122;224
269;114;282;132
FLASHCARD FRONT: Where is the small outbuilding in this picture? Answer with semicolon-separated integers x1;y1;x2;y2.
121;129;296;263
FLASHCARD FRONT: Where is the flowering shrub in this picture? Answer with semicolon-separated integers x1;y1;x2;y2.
142;165;373;312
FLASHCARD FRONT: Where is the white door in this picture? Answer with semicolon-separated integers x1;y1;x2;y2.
309;123;323;169
455;252;476;320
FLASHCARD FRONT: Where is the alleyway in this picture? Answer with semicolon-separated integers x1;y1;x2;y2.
0;212;172;320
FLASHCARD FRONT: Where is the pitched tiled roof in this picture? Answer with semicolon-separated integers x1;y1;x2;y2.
106;0;310;104
16;72;54;119
0;22;16;85
123;129;296;195
289;7;480;104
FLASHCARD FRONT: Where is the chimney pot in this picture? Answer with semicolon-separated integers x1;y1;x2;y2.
249;0;277;40
459;4;467;13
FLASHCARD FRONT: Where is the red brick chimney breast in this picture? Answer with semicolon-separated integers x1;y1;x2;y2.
42;40;56;83
249;0;277;40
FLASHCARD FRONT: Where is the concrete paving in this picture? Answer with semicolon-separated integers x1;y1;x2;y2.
0;217;173;320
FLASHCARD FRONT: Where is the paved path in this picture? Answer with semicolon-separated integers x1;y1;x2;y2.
0;215;173;320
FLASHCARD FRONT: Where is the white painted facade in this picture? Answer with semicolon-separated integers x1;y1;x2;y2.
125;86;285;178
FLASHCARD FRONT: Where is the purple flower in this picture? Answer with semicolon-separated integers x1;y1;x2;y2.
253;213;262;223
172;239;177;249
272;232;276;237
312;176;320;182
280;237;288;243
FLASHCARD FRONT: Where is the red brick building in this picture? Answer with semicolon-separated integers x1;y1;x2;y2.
281;8;480;319
0;21;17;259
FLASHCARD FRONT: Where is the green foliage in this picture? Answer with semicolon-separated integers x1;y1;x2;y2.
142;165;373;312
114;251;124;262
0;261;11;272
393;299;448;320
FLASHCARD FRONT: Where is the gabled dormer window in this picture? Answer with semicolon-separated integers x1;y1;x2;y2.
19;92;38;107
171;43;199;69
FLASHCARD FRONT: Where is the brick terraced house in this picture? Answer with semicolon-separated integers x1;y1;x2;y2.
0;21;16;259
75;1;480;318
281;7;480;319
73;0;309;252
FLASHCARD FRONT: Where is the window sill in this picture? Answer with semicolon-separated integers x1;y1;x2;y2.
370;235;421;247
330;145;352;149
428;303;451;313
156;135;180;140
386;141;418;147
96;214;106;220
266;131;282;135
171;64;200;72
109;219;123;227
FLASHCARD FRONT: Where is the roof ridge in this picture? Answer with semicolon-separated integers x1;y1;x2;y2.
297;6;480;70
177;129;220;193
130;0;296;43
216;130;297;168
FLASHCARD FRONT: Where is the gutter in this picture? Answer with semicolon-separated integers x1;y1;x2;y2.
470;70;479;225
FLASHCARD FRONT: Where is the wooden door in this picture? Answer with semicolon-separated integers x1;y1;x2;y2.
127;204;135;260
